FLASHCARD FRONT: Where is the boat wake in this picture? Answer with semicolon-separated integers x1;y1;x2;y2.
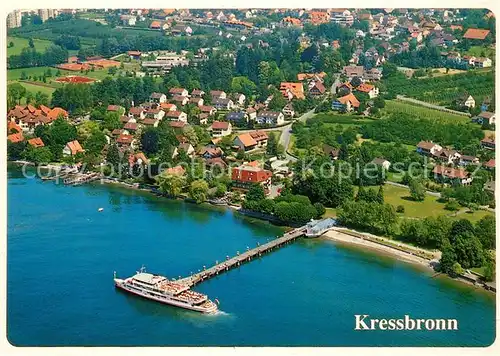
210;310;231;317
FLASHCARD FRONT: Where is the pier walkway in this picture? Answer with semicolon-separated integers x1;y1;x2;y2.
177;226;307;287
176;219;337;287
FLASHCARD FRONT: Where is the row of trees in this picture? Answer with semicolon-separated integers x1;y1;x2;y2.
242;185;325;224
7;45;68;69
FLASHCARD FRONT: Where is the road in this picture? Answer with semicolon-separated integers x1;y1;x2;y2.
395;95;471;117
330;73;341;94
280;108;316;161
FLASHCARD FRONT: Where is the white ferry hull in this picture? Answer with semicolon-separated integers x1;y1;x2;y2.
114;279;217;314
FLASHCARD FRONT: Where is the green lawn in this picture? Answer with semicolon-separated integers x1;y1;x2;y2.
381;184;449;219
17;82;56;102
8;66;62;81
7;36;55;56
8;65;121;83
450;209;495;223
383;100;470;124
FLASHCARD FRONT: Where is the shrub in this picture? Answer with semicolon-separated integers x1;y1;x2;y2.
396;205;405;213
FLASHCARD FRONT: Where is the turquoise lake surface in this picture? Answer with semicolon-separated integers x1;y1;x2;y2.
7;168;496;346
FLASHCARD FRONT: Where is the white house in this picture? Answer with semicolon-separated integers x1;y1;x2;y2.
149;92;167;103
474;57;492;68
234;93;246;106
209;121;232;137
256;111;285;126
166;111;188;122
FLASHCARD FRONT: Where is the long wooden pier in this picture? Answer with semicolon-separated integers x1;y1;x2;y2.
177;227;307;287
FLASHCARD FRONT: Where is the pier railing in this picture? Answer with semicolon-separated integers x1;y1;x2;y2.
177;227;307;287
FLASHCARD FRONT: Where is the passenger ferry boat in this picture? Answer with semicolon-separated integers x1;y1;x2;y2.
114;267;218;314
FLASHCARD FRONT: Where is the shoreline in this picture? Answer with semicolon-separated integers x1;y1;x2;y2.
322;229;433;269
8;162;495;293
322;229;495;294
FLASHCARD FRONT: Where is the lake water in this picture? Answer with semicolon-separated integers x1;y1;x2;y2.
7;167;496;346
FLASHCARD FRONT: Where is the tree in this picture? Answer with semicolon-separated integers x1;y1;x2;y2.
23;146;53;165
266;133;279;156
267;90;287;111
445;200;460;212
84;129;107;156
483;256;495;282
409;179;425;201
451;262;464;276
141;128;160;154
156;173;186;197
475;215;495;250
213;183;227;198
28;38;35;48
106;143;121;169
231;76;257;97
7;83;26;108
189;180;209;203
103;112;121;131
376;185;384;204
246;184;265;202
439;239;457;274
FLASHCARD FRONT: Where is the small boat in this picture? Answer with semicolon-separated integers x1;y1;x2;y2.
98;208;104;212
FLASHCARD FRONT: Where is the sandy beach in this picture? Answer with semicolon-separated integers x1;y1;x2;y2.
322;229;436;269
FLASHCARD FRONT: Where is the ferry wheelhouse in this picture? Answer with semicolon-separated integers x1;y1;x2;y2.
114;267;218;313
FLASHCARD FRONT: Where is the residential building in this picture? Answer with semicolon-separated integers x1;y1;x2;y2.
213;98;234;110
200;105;216;116
191;89;206;97
233;93;246;106
432;165;472;185
63;140;84;156
308;81;326;96
116;134;137;150
416;141;443;156
371;158;391;170
474;57;493;68
189;97;204;106
128;107;146;120
172;95;189;106
27;137;45;148
356;83;379;98
233;131;268;151
481;137;495;150
210;90;227;100
282;103;295;117
226;112;248;124
459;155;480;166
332;93;360;112
168;87;189;97
144;108;165;121
7;132;24;144
256;111;285;125
7;10;22;28
475;112;496;126
209;121;232;137
246;108;257;121
149;92;167;103
279;82;305;100
172;143;195;159
330;9;354;26
232;164;273;190
166;111;188;122
456;94;475;108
